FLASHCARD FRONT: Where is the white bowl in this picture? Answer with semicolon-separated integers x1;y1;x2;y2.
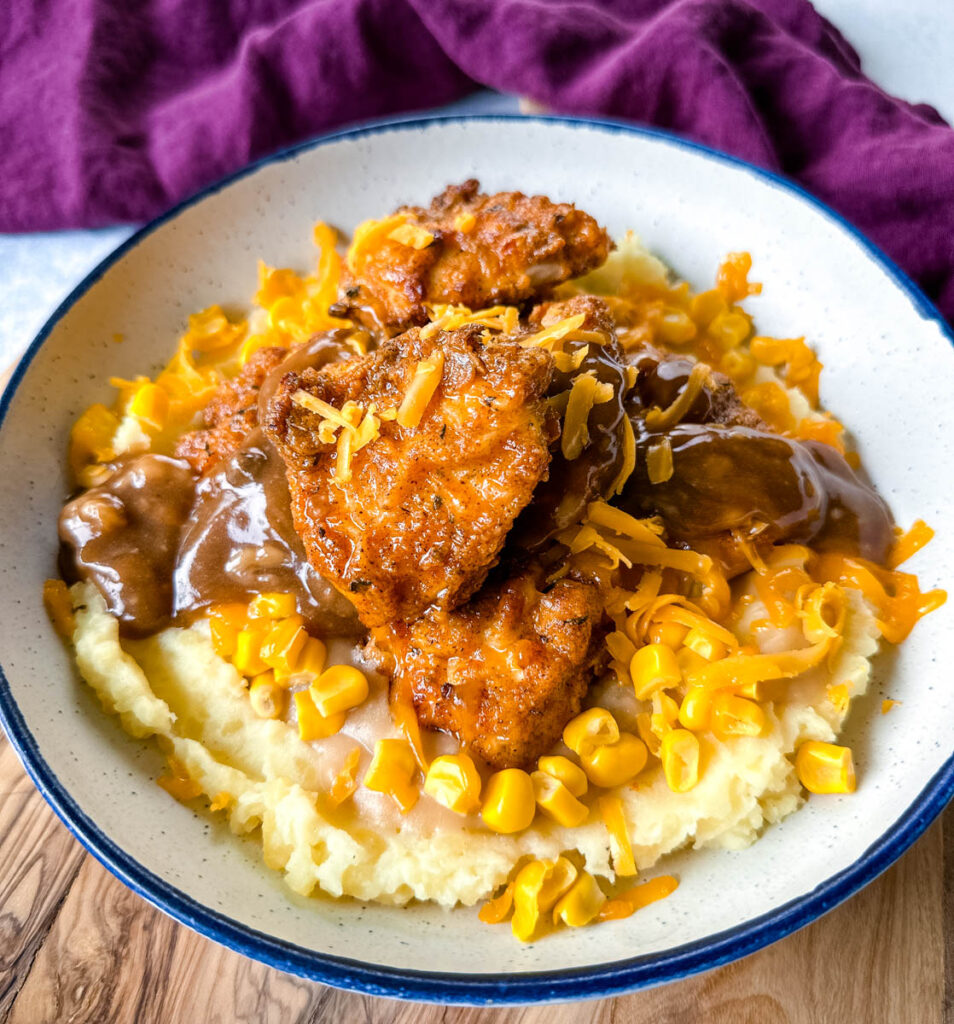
1;116;952;1004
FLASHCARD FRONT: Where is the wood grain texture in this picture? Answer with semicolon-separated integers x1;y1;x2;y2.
0;730;947;1024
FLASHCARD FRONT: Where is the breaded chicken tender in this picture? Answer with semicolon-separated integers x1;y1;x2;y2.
264;325;555;627
175;346;287;475
373;570;605;769
335;180;611;335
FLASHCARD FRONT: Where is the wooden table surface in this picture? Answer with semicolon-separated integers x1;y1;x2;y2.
1;366;951;1024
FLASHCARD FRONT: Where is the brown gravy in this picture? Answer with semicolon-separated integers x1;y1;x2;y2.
173;428;361;635
59;333;362;639
511;335;630;550
59;455;196;637
622;423;893;563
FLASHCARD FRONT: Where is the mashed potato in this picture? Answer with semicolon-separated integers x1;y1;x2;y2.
69;579;878;908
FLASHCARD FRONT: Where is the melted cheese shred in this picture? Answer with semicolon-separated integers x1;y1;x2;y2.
396;351;445;430
644;362;710;431
562;373;614;459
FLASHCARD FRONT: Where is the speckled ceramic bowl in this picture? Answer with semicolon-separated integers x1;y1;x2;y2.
1;117;952;1004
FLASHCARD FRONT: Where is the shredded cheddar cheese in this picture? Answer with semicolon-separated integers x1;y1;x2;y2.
562;372;614;459
608;415;637;496
396;351;444;429
646;437;674;483
346;213;408;273
888;520;936;569
520;313;587;351
644;362;710;431
599;796;637;877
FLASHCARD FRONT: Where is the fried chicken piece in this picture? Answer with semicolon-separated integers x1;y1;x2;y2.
531;293;618;336
336;180;611;336
175;346;287;475
372;571;605;769
263;325;555;627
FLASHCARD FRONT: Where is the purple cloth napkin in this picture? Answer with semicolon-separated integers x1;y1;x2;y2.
3;0;953;322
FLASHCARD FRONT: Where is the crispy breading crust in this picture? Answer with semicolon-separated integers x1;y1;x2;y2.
175;346;287;475
264;325;556;627
336;179;611;335
372;571;606;769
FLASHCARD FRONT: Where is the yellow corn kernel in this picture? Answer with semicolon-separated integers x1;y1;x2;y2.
656;307;697;345
795;741;856;794
260;617;308;675
249;672;286;719
43;579;75;638
233;626;269;677
248;592;297;620
563;707;619;758
309;664;369;717
635;712;661;757
599;795;637;876
424;754;482;814
208;602;247;658
293;689;344;741
690;288;726;329
128;382;169;432
481;769;535;834
647;619;689;648
537;755;588;798
363;738;419;813
682;626;727;662
209;602;248;630
290;635;327;681
676;646;709;678
711;693;766;740
678;685;712;731
531;771;589;827
707;309;751;350
661;729;700;792
629;643;682;701
580;733;648;789
552;872;606;927
212;622;241;661
650;691;680;741
511;857;578;942
736;677;788;702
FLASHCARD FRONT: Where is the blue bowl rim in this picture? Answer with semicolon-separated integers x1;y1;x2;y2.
0;112;952;1005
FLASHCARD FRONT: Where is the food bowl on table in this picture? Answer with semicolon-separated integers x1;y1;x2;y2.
0;116;952;1004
